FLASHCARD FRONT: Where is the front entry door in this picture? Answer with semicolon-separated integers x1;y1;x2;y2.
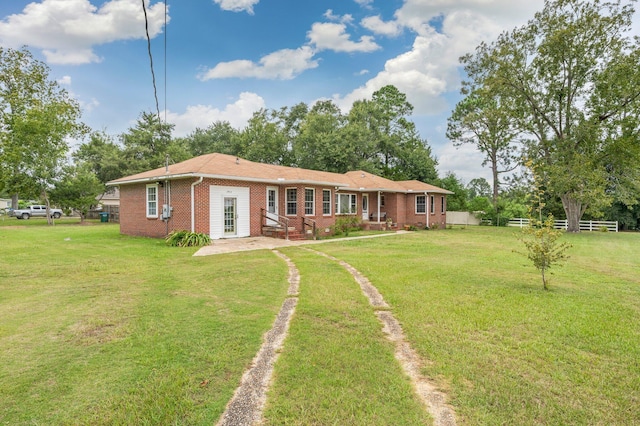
362;194;369;221
224;197;237;236
266;187;279;226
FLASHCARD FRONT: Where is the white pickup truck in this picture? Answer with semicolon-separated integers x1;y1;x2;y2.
13;205;63;219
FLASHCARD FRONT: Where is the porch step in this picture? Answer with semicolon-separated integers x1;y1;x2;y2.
262;226;307;240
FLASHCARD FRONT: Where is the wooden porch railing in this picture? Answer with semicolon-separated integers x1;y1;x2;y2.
301;217;317;240
260;208;290;240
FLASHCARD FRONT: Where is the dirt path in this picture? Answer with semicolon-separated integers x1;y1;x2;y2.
306;248;458;426
217;246;456;425
216;250;299;426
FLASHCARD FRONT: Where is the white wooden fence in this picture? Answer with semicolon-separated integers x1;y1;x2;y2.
508;218;618;232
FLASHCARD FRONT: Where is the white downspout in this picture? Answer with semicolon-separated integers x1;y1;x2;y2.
425;192;430;229
191;177;204;232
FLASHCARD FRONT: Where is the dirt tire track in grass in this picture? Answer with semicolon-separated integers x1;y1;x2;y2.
306;247;457;426
216;250;299;426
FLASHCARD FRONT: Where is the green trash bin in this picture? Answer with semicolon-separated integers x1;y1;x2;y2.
99;212;109;223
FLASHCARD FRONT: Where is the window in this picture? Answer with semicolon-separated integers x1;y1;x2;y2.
286;188;297;216
335;193;357;214
305;188;315;215
430;195;435;214
322;189;331;215
416;195;426;214
146;184;158;218
441;196;446;213
380;194;385;207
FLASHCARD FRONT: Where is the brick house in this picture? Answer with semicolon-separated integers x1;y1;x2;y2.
107;153;452;239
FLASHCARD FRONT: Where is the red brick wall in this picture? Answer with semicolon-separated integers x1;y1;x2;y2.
403;193;448;228
119;179;194;238
119;178;449;238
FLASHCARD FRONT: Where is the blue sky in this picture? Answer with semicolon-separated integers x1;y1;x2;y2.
1;0;638;184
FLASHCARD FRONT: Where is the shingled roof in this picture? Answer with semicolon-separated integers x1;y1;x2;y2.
108;153;452;194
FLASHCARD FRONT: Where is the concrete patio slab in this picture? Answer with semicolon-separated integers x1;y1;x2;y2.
193;231;409;256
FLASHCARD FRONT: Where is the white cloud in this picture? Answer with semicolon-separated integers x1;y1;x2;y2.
436;142;492;185
324;9;354;24
394;0;542;37
80;97;100;113
213;0;260;14
57;76;72;86
307;22;380;53
336;1;545;117
0;0;167;65
361;15;402;37
198;46;318;80
164;92;265;136
354;0;373;8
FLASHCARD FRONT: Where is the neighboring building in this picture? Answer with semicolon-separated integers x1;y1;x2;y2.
97;187;120;208
107;153;453;239
0;198;12;210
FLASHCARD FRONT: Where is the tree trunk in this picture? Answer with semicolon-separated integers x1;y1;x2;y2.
560;193;586;233
491;163;499;208
11;193;19;211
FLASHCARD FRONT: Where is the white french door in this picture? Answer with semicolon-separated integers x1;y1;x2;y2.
266;187;279;226
223;197;237;236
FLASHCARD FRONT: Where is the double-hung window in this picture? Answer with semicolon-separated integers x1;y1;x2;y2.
146;184;158;218
322;189;331;215
416;195;426;214
335;193;357;214
305;188;315;215
430;195;435;214
441;196;446;213
286;188;297;216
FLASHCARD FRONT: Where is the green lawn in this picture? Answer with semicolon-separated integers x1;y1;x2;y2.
1;223;638;425
312;227;640;425
0;223;289;424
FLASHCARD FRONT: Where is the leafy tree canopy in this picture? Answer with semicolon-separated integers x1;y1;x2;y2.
460;0;640;231
0;46;86;223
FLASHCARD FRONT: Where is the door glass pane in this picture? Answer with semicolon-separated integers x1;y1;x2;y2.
224;197;236;234
268;190;276;213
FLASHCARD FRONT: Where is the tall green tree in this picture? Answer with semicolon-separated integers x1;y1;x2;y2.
344;85;438;181
461;0;640;232
120;112;186;175
50;164;104;222
438;172;468;211
74;131;128;183
294;100;347;171
237;109;292;165
467;177;492;199
447;87;520;207
181;121;241;157
0;47;86;223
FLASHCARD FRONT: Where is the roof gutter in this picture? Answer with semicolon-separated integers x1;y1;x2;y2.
108;173;350;188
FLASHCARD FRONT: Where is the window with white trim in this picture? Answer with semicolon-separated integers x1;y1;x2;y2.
146;184;158;218
441;196;446;213
286;188;297;216
416;195;426;214
322;189;331;215
335;193;357;214
305;188;315;215
430;195;435;214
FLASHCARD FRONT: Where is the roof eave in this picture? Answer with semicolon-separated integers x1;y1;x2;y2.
108;172;350;188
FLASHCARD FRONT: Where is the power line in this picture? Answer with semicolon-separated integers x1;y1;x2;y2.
141;0;161;123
